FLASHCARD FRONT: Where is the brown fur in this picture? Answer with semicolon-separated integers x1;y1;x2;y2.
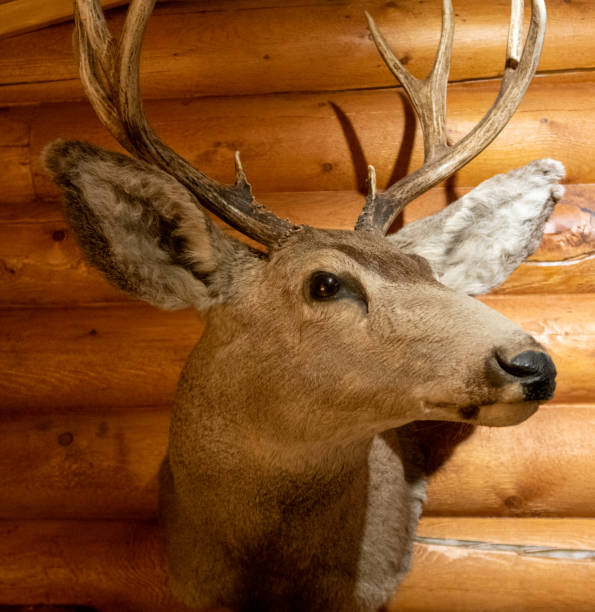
44;142;560;611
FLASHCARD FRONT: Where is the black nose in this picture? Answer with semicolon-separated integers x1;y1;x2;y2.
496;350;557;401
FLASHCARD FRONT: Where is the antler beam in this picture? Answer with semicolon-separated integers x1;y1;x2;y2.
75;0;298;247
356;0;546;234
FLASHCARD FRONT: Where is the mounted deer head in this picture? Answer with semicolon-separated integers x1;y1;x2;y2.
44;0;564;610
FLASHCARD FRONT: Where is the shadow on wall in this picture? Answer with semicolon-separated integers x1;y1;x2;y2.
329;93;459;233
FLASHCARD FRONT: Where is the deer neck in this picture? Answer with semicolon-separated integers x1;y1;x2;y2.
171;316;385;487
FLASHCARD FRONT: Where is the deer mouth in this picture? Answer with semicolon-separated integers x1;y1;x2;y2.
424;398;540;427
461;401;540;427
458;405;480;420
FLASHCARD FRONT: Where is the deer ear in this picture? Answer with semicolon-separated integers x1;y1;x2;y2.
388;159;565;295
44;140;258;310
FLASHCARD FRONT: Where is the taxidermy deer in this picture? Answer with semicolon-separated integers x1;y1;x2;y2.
44;0;564;610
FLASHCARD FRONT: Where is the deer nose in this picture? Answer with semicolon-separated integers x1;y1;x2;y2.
496;350;557;401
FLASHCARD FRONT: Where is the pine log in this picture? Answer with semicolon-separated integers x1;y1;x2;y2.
0;518;593;611
0;73;591;203
424;404;595;517
0;295;592;411
0;106;36;204
0;404;593;520
0;304;200;413
1;187;592;306
0;410;168;520
0;0;126;39
0;0;593;104
0;519;186;612
392;517;595;611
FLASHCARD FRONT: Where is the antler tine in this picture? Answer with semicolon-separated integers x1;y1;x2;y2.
74;0;298;247
364;0;454;164
74;2;132;149
356;0;546;235
507;0;525;68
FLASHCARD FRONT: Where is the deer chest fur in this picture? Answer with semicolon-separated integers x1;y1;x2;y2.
160;419;427;612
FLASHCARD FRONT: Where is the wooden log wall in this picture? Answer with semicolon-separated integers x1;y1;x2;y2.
0;0;593;610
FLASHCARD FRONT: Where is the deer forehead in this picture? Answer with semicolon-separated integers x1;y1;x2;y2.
268;228;436;288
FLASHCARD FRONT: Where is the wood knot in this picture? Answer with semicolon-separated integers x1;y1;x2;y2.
52;229;66;241
58;432;74;446
504;495;524;512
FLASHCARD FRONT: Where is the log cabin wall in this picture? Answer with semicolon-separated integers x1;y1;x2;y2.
0;0;594;610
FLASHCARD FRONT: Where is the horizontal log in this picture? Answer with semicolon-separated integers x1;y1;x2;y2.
1;187;592;306
0;304;198;413
0;0;126;40
0;0;593;104
1;405;593;520
0;145;33;205
0;295;592;411
425;405;595;517
0;410;168;520
1;518;593;611
416;516;595;549
0;520;186;612
392;517;595;611
0;73;592;203
0;105;36;203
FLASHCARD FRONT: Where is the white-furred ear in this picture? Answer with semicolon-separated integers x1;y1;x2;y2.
44;140;260;310
388;159;565;295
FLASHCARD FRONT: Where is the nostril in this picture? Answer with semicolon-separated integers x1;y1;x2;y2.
497;350;547;378
496;350;557;401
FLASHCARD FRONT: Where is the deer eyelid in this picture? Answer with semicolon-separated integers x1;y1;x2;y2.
306;270;368;313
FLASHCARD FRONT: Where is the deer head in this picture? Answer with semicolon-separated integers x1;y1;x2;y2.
45;0;559;431
44;0;563;609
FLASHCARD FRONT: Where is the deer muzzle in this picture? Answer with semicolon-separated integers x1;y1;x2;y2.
456;348;557;428
495;350;557;401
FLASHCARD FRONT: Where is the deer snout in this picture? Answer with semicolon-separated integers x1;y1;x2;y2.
495;350;557;401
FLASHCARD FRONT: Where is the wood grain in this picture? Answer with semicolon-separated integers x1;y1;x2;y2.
0;0;126;39
0;73;587;204
416;516;595;549
1;187;592;306
0;0;593;104
1;404;593;520
425;404;595;517
0;295;592;412
1;518;593;611
0;410;168;519
0;105;36;204
0;304;200;413
392;517;595;611
0;519;186;612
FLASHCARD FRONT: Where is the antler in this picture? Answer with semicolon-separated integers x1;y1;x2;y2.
356;0;547;234
74;0;298;247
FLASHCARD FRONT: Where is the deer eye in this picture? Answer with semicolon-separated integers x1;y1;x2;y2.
310;271;341;300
